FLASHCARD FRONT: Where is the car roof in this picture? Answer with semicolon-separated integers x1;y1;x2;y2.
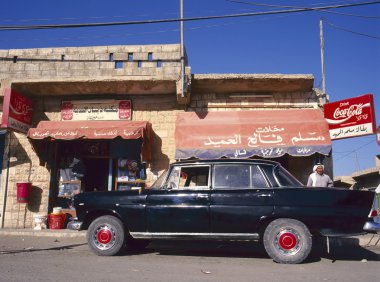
172;159;280;166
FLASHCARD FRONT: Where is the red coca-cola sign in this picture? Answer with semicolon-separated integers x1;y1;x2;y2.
1;88;33;134
61;101;74;120
119;100;131;120
324;94;376;140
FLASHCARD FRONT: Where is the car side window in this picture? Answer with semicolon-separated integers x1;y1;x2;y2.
214;165;250;189
260;164;278;187
166;166;210;190
251;165;269;188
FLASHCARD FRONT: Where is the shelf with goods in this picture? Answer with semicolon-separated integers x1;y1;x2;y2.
57;180;81;198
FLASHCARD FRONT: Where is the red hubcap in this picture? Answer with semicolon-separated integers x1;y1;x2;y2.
97;227;113;244
278;232;297;250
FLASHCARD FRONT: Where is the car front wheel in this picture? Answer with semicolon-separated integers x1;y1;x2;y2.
263;218;312;264
87;215;125;256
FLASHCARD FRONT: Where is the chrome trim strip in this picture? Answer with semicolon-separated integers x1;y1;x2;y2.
148;205;207;208
363;221;380;233
130;232;260;240
67;221;83;231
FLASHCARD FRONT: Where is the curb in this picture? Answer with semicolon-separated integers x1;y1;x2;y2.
0;229;86;238
0;229;378;246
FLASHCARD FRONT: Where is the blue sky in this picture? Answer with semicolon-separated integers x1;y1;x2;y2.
1;0;379;177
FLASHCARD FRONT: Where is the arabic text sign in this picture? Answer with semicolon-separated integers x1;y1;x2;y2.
203;125;327;153
61;100;131;121
324;94;376;140
1;88;33;134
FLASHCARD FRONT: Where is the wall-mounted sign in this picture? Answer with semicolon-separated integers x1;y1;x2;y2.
324;94;376;140
1;88;33;134
61;100;131;121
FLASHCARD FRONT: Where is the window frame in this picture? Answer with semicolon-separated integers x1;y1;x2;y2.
212;164;270;190
165;165;211;191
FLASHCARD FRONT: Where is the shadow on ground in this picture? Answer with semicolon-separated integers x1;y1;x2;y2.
0;243;87;255
124;239;380;264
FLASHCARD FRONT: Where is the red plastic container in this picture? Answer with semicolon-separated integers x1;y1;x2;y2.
48;214;66;229
16;182;31;203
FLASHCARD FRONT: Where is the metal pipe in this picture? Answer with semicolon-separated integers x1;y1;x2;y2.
1;132;11;228
319;18;326;104
180;0;185;98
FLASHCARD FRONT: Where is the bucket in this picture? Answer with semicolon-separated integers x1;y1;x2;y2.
52;207;62;214
16;182;31;203
48;213;66;229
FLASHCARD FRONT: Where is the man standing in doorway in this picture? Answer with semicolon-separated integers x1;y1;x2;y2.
306;163;333;187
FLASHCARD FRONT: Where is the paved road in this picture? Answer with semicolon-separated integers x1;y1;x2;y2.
0;235;379;282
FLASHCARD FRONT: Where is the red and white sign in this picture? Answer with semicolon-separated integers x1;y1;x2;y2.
377;126;380;146
1;88;33;134
61;100;131;121
324;94;376;140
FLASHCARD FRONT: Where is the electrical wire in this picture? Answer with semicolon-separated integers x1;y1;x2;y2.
0;1;379;31
0;11;298;43
325;20;380;39
333;139;375;161
226;0;380;19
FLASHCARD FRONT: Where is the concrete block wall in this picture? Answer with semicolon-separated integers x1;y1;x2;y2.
0;44;182;81
188;91;318;111
0;131;49;229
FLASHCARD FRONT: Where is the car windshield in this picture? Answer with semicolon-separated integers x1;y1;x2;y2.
149;169;168;189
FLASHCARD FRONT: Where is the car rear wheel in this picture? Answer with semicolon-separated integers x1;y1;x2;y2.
87;215;125;256
263;218;312;264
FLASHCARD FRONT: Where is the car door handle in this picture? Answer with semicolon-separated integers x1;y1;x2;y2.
258;194;272;197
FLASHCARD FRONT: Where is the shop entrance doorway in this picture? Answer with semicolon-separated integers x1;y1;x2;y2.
82;158;109;192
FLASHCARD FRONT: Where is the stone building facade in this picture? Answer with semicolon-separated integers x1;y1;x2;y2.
0;44;329;229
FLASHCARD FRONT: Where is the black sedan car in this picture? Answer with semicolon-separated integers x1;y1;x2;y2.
68;159;378;264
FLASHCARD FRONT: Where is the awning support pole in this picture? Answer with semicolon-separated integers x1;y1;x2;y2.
180;0;185;98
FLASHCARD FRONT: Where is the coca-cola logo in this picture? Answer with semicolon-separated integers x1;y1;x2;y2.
61;101;73;120
9;93;33;124
325;102;370;125
119;101;131;119
333;104;363;119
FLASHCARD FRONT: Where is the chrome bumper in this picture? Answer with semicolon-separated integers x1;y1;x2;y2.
67;218;83;231
363;220;380;233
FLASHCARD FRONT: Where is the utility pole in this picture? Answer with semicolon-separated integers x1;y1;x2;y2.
180;0;185;98
319;18;327;104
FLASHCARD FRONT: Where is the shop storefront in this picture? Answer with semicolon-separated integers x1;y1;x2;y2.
27;115;151;215
175;109;332;182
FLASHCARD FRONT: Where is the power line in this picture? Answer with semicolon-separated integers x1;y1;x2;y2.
226;0;380;19
325;20;380;39
334;139;375;161
0;12;297;43
0;1;380;31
